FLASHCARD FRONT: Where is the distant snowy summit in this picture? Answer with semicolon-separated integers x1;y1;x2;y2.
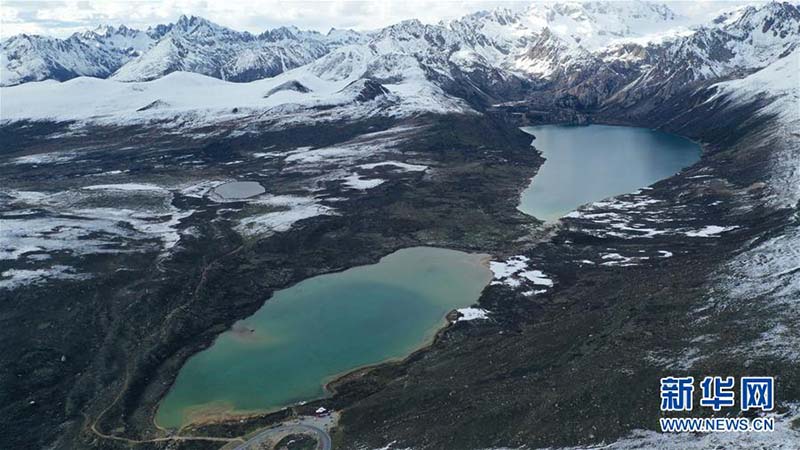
0;1;709;87
0;14;364;86
1;1;797;134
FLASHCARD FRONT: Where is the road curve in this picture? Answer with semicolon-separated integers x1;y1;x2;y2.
233;423;331;450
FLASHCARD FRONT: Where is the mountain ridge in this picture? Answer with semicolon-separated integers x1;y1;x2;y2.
0;1;698;86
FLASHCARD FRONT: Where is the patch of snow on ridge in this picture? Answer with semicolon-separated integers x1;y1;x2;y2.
489;255;553;290
600;252;649;267
283;127;420;168
711;49;799;125
456;308;490;322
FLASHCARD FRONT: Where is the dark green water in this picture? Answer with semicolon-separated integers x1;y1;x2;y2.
156;247;490;428
519;125;701;221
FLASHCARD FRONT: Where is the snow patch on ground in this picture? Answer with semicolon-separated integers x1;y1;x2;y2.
456;307;490;322
342;174;385;190
566;191;741;243
489;255;529;279
7;151;78;165
600;252;650;267
1;187;192;262
684;225;739;237
0;265;90;290
82;183;166;192
519;270;553;287
490;255;553;290
358;161;428;172
234;195;335;236
283;127;419;169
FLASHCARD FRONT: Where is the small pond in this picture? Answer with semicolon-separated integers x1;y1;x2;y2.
213;181;265;199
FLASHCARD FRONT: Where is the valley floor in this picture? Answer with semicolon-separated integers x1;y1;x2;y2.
1;80;798;450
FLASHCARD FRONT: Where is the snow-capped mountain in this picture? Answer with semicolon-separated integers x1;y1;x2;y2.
0;15;365;86
590;1;800;108
0;1;696;88
1;1;797;129
0;26;154;86
111;16;361;82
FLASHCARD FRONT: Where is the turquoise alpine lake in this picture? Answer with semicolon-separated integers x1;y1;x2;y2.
156;247;491;428
519;124;701;221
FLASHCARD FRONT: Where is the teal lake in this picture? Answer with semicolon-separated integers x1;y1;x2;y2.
156;247;491;428
519;125;701;221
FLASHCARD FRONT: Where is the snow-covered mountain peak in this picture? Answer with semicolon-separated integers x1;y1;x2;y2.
723;1;800;37
260;26;302;42
519;0;684;49
172;15;226;34
325;28;367;46
2;0;797;125
107;16;353;83
75;24;155;55
83;24;136;39
373;19;432;42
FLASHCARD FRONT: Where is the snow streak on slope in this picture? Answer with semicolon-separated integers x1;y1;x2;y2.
713;49;800;126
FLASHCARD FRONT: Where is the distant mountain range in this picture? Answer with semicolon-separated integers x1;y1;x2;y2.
0;15;365;86
2;1;793;86
1;1;797;129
